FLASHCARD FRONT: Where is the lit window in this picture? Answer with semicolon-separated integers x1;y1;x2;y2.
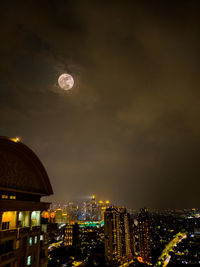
29;237;32;246
2;195;8;199
40;235;43;241
10;196;16;200
34;236;37;244
27;255;31;265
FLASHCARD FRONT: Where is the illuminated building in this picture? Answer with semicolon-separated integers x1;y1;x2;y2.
98;200;110;221
65;223;79;248
130;219;137;256
138;208;151;263
104;207;132;265
86;200;92;221
0;136;53;266
81;201;87;220
84;196;110;221
80;197;111;222
62;213;67;223
64;202;79;222
91;195;99;221
55;208;63;224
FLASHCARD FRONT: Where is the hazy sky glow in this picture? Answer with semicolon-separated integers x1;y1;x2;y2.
1;1;200;208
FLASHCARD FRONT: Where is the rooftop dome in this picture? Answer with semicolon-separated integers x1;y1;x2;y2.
0;136;53;196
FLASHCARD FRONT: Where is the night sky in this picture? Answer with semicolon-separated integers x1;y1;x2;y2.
1;1;200;208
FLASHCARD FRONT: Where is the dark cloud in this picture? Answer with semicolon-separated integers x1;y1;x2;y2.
1;0;200;208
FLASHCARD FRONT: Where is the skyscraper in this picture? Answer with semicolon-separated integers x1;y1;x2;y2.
81;201;87;221
55;208;63;224
138;208;151;263
104;207;132;265
91;195;99;221
98;200;110;221
65;223;79;248
86;200;92;221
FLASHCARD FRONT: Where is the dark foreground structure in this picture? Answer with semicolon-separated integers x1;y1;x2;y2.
0;136;53;267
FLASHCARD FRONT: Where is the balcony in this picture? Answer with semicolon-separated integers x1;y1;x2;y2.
31;225;41;233
0;251;15;265
0;227;33;240
0;229;17;239
19;226;30;235
0;226;42;240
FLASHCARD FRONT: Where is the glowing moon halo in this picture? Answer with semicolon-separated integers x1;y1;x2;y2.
58;73;74;91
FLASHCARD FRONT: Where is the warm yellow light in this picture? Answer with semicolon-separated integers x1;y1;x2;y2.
2;195;8;199
2;211;15;222
92;195;95;199
42;211;49;219
50;212;55;218
106;200;110;204
99;201;103;204
137;257;144;263
10;137;20;143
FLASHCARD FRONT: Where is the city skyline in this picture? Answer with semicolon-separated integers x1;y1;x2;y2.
1;1;200;208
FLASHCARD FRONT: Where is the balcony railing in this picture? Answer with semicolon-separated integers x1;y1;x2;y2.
0;229;17;239
0;226;42;239
19;227;30;235
31;225;41;233
0;251;15;264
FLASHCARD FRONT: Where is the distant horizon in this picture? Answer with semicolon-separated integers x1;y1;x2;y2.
42;196;200;211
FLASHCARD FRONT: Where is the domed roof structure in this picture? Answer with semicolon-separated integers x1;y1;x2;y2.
0;136;53;196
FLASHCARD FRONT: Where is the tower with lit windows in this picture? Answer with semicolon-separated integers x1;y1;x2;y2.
138;208;151;263
98;200;110;221
0;136;53;267
55;208;63;224
91;195;99;221
65;223;79;248
104;207;132;265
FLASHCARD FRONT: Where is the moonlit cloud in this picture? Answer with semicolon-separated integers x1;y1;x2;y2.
0;0;200;208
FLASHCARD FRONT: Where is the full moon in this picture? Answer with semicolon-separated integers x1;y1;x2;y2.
58;73;74;90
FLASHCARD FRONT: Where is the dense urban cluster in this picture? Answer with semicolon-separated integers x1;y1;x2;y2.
45;198;200;266
1;137;200;267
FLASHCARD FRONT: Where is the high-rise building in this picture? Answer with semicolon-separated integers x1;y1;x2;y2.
91;195;99;221
129;219;137;256
98;200;110;221
55;208;63;224
65;223;79;248
104;207;132;265
81;201;87;221
0;136;53;267
86;199;92;221
65;202;79;222
138;208;151;263
98;201;104;221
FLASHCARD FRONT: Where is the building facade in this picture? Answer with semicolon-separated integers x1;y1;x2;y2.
0;137;53;267
65;223;79;248
138;208;151;263
104;207;132;266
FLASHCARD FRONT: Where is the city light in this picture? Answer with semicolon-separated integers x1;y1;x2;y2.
10;137;20;142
